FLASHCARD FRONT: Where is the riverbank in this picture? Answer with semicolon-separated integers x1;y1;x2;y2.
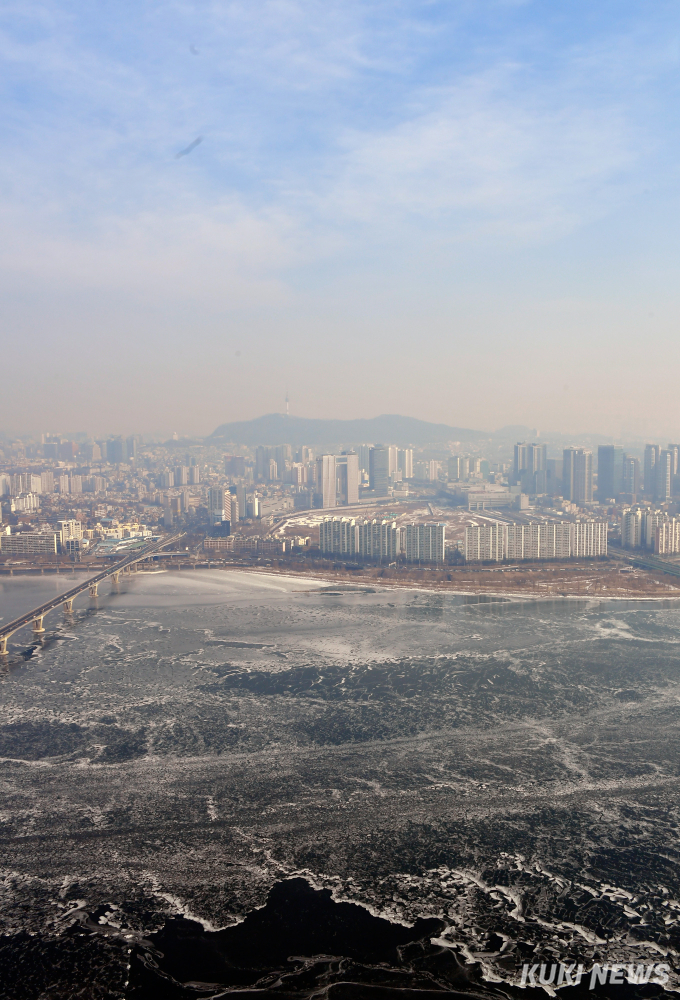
219;560;680;600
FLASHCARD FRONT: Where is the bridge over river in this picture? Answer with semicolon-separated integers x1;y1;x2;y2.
0;532;184;655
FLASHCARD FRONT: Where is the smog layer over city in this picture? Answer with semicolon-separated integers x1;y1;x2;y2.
2;2;680;999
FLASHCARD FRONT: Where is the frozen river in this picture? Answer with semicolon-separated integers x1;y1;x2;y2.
1;569;680;997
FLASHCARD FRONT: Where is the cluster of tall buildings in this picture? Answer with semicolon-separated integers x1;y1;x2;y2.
598;444;680;503
508;442;680;504
158;465;201;488
0;470;110;503
251;444;414;507
512;443;592;501
319;517;445;563
465;521;608;562
41;435;138;465
621;508;680;553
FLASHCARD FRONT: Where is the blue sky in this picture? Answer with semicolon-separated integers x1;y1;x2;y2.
1;1;679;437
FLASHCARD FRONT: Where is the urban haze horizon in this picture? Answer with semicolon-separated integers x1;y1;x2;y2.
3;411;679;450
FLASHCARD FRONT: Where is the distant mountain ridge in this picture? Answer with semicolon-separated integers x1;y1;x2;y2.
209;413;488;446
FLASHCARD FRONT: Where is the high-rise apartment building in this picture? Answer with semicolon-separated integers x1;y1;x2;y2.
404;522;446;563
466;521;604;561
513;442;547;492
322;517;438;561
622;456;640;496
571;521;608;558
656;449;673;502
398;449;413;479
236;484;246;521
40;471;54;493
208;487;228;525
621;508;644;549
174;466;189;486
274;445;292;479
58;474;70;493
369;446;390;497
656;519;680;554
357;445;371;474
644;444;660;496
317;455;337;509
464;523;504;562
255;446;270;480
358;519;401;561
643;511;668;548
336;453;359;505
106;437;127;464
58;520;83;542
289;463;306;487
563;448;593;503
597;446;624;501
319;517;358;556
224;456;246;477
448;456;470;482
189;465;200;485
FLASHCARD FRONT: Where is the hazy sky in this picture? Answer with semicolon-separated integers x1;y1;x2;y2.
2;1;680;439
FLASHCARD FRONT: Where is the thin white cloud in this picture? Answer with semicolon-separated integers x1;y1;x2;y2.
328;91;633;244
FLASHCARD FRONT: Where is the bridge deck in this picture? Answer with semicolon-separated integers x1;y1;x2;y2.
0;533;183;645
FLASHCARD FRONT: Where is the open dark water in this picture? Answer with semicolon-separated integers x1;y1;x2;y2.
1;570;680;999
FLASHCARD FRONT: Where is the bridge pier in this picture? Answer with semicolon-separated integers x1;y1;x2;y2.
32;616;45;635
111;571;120;585
89;582;99;598
0;636;8;656
63;599;74;614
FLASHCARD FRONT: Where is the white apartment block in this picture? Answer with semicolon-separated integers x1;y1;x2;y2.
317;455;337;509
358;519;400;561
656;519;680;554
403;522;445;563
464;523;504;562
465;520;606;562
0;532;59;555
12;493;41;513
57;519;83;542
621;508;643;549
319;517;358;556
621;507;673;550
571;520;608;558
319;518;445;563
